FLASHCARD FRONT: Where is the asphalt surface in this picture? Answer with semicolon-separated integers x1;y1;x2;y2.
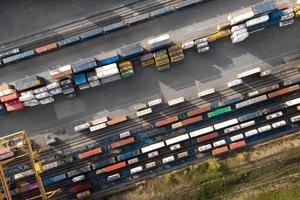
0;0;140;44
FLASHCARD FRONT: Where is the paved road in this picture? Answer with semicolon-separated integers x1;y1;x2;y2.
0;19;299;137
0;0;263;83
0;0;140;44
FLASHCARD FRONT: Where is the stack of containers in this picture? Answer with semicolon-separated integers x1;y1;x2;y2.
86;71;101;88
118;61;134;78
74;73;89;90
267;10;284;27
96;63;121;84
294;4;300;17
49;64;73;80
194;37;209;54
245;15;270;33
279;8;294;27
230;23;249;43
46;81;62;95
20;90;39;107
33;86;54;105
60;78;77;99
0;83;25;112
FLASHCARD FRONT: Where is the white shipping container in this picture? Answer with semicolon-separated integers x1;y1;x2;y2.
181;41;195;49
260;69;272;77
128;157;139;165
227;79;243;88
145;161;156;169
74;122;91;132
245;129;258;137
165;134;190;146
272;120;286;128
198;144;212;152
119;131;131;138
240;120;255;128
246;15;269;27
177;151;189;158
291;115;300;122
147;151;159;158
168;97;185;106
91;117;108;126
171;122;183;129
162;155;175;164
285;97;300;107
198;88;215;97
237;67;261;79
89;123;107;132
214;118;239;130
141;141;165;153
148;98;163;107
170;144;181;151
230;10;255;25
258;125;272;133
130;166;143;174
266;111;283;120
136;108;152;117
230;134;244;142
147;34;170;45
213;139;226;147
96;67;119;79
189;126;214;138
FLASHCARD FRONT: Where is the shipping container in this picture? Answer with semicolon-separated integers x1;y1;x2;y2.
196;132;218;143
198;144;212;152
162;155;175;164
208;106;232;118
230;134;244;142
187;106;211;117
214;118;239;130
106;115;128;126
150;6;174;17
5;99;26;112
107;173;121;181
42;173;66;186
57;36;80;47
145;161;157;169
76;190;91;199
0;48;20;59
130;166;143;174
140;53;155;67
0;92;20;102
167;44;184;63
228;7;255;25
222;95;244;106
91;116;108;126
0;148;13;160
49;64;73;80
74;73;88;86
110;137;135;149
96;63;119;79
236;67;261;79
165;134;190;146
80;28;102;39
272;120;286;128
124;13;150;25
100;74;121;84
168;97;185;106
248;84;280;97
91;157;116;170
213;139;226;147
70;182;92;193
103;21;125;32
89;123;107;132
78;147;102;159
175;0;198;9
141;142;165;154
266;111;283;120
148;98;163;107
235;95;268;109
67;165;91;177
245;129;259;137
72;61;97;74
136;108;152;117
14;76;43;91
95;51;119;66
118;43;144;59
258;124;272;133
291;115;300;123
238;111;263;122
252;0;276;15
283;76;300;86
153;49;170;69
117;149;141;161
12;50;35;62
198;88;215;97
104;162;127;172
118;61;134;78
177;151;189;158
147;150;159;158
189;126;214;138
35;43;58;54
212;146;229;155
224;124;241;134
181;115;203;126
128;157;139;165
119;131;131;139
155;116;179;127
146;34;171;51
229;140;246;149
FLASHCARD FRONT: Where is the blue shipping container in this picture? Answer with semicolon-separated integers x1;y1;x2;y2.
95;51;119;66
43;173;67;186
72;61;97;73
0;104;7;115
222;96;244;106
80;28;103;39
269;10;284;20
116;149;140;161
74;73;87;85
57;36;80;47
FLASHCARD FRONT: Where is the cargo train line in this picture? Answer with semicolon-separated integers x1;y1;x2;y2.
10;82;300;199
5;67;297;172
43;100;300;200
1;0;185;52
40;67;298;153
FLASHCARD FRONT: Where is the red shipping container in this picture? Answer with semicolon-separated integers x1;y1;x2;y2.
35;43;58;54
229;140;246;150
267;90;280;98
197;132;219;143
106;115;128;126
278;88;290;95
110;137;135;149
181;115;203;126
5;99;25;112
187;106;211;117
155;116;179;127
0;92;20;102
79;147;102;159
212;146;228;155
104;161;126;172
71;182;92;193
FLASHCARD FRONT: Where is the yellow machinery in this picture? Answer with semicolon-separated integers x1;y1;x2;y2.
0;131;60;200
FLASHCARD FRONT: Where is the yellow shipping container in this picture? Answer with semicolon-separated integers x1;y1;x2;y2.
207;29;231;42
34;162;43;173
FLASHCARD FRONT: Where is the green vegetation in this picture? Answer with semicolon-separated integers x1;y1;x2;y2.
108;133;300;200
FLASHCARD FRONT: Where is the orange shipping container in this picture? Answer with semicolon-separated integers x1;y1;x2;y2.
106;115;128;126
181;115;203;126
0;83;14;91
5;102;25;112
267;90;280;98
187;106;211;117
104;161;126;172
79;147;102;159
229;140;246;150
109;137;135;149
35;43;58;54
155;116;179;127
212;146;228;155
0;92;20;102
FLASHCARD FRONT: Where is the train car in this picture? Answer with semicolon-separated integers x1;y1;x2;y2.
222;95;244;106
198;144;212;152
155;116;179;127
266;111;283;120
136;108;153;117
106;115;128;126
196;132;219;143
91;157;116;170
235;95;268;109
162;155;175;164
130;166;143;174
80;28;103;39
238;111;263;122
57;155;75;166
109;137;135;149
285;97;300;107
290;115;300;123
165;134;190;146
147;151;159;158
262;104;285;115
187;105;211;117
14;169;34;180
18;182;38;193
189;126;214;138
207;106;232;118
141;141;165;154
244;129;259;137
213;139;227;148
213;118;239;130
145;161;157;169
118;43;144;59
78;147;102;159
103;21;125;32
67;165;91;178
198;88;216;97
94;51;119;66
168;97;185;106
229;140;246;149
0;48;20;59
57;36;80;47
230;134;244;142
181;115;203;126
212;146;229;155
104;161;127;173
42;161;58;171
271;120;286;128
268;85;300;98
107;173;121;181
42;173;67;186
70;182;92;193
35;43;58;54
247;83;279;97
283;76;300;86
116;149;141;161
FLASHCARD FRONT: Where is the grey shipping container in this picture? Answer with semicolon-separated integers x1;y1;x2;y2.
14;50;35;61
100;74;121;84
15;76;43;91
71;57;95;68
72;61;97;74
124;13;150;25
57;36;80;47
150;6;174;18
252;0;276;15
103;21;125;32
80;28;103;39
175;0;199;9
222;95;244;106
147;35;171;51
2;56;15;64
283;76;300;86
238;111;263;122
118;43;144;59
89;80;101;87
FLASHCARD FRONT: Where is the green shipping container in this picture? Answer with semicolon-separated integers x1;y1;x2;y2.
208;106;231;118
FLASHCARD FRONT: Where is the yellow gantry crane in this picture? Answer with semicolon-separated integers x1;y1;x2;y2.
0;131;59;200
